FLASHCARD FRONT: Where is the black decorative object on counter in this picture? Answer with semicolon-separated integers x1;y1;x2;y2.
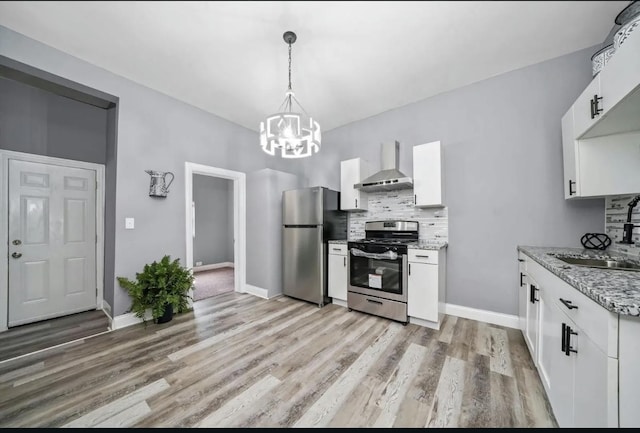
580;233;611;250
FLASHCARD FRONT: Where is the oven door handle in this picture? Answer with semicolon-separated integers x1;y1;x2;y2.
350;248;398;260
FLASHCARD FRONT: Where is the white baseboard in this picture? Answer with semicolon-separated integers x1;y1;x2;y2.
331;298;348;308
112;310;152;330
444;303;519;329
100;301;114;330
409;316;441;330
193;262;234;272
244;284;269;299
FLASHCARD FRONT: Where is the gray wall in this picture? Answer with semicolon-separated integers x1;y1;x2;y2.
299;46;605;316
193;174;233;266
246;168;300;298
0;77;108;164
0;25;307;316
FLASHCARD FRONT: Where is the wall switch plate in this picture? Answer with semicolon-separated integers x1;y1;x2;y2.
125;217;135;229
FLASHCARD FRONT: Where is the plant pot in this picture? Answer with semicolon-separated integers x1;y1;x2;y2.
156;303;173;324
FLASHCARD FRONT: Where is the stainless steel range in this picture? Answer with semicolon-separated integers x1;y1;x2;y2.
347;220;418;325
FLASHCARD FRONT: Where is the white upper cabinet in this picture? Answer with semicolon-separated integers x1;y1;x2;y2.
572;76;603;139
590;28;640;138
340;158;370;211
561;29;640;199
413;141;444;208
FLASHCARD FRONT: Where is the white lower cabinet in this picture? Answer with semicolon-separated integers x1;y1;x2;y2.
328;244;348;304
520;253;620;427
539;286;610;428
524;275;540;365
407;249;445;327
517;253;527;332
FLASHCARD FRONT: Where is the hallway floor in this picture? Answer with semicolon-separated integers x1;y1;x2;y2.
193;267;235;301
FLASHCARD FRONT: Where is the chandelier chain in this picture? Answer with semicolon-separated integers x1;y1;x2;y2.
288;41;292;91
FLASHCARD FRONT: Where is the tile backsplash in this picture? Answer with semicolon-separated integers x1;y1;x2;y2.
605;194;640;257
348;189;448;241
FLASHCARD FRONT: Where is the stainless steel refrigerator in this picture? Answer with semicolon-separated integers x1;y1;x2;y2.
282;187;347;307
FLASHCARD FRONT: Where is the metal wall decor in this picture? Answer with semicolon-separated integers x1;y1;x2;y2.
145;170;174;197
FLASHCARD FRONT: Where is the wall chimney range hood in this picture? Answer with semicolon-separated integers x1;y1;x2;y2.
354;141;413;192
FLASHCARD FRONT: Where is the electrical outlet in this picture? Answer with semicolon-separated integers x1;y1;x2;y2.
195;261;203;266
125;217;135;229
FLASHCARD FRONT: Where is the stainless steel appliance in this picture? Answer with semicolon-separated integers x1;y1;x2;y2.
282;187;347;307
347;220;419;324
353;141;413;192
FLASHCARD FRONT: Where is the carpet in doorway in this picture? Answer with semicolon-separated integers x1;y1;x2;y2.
193;267;235;301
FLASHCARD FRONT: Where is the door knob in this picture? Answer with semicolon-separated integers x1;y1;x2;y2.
12;239;22;245
11;252;22;259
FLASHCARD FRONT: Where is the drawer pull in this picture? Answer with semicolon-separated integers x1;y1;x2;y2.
366;298;383;305
415;255;430;258
564;324;578;356
518;258;524;262
559;298;578;310
332;248;342;251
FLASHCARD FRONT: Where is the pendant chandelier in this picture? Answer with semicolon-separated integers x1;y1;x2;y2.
260;31;321;158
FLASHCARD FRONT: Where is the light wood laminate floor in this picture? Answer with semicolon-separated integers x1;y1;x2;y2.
0;309;110;362
0;292;557;427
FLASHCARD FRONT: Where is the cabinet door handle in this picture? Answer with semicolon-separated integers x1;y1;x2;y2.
355;198;358;208
529;284;538;303
590;94;603;119
559;298;578;310
408;263;411;276
343;257;346;267
520;272;524;287
518;258;524;262
561;323;567;353
565;324;578;356
414;194;417;205
568;179;576;196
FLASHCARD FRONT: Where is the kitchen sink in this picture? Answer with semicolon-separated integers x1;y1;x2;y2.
553;255;640;271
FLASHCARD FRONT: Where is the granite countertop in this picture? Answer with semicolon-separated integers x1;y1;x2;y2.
517;246;640;316
328;239;448;250
407;240;448;250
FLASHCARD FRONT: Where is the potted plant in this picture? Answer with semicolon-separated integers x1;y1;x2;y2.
117;255;195;325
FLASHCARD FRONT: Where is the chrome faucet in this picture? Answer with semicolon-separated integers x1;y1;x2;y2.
621;195;640;244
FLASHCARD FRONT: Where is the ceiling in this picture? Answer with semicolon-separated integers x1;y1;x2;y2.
0;1;628;132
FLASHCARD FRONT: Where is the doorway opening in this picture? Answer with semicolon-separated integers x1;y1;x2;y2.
192;174;234;300
185;162;246;304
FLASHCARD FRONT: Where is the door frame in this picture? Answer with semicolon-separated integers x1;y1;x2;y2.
0;150;106;332
185;162;246;298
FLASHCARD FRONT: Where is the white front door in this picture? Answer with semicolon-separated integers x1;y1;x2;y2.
8;159;97;327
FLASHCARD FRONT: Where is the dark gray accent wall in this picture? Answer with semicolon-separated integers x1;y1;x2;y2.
193;174;233;266
103;106;118;314
299;46;605;316
0;77;108;164
0;72;118;315
0;25;308;316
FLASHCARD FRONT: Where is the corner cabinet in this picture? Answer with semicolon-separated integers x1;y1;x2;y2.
517;252;640;427
561;28;640;199
412;141;444;207
328;243;348;306
340;158;370;211
407;248;446;328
